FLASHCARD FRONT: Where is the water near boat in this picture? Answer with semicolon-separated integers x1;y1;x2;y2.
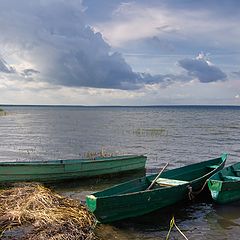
0;105;240;239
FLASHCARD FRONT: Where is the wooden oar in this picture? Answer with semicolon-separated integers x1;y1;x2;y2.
147;162;169;190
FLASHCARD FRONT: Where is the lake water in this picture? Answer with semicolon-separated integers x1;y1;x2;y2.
0;105;240;239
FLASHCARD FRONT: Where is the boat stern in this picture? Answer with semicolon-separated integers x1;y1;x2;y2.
208;179;222;200
86;195;97;213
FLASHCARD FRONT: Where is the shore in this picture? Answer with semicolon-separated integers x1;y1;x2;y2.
0;183;97;240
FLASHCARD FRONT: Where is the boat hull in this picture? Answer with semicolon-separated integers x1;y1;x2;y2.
208;162;240;204
86;153;227;223
0;155;147;183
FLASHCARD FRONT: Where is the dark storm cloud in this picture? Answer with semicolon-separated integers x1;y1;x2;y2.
0;0;145;90
178;56;227;83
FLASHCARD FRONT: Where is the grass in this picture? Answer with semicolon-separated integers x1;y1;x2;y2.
0;183;97;240
0;108;6;116
132;128;166;137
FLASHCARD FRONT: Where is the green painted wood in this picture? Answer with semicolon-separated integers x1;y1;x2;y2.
0;155;147;183
208;161;240;204
86;153;227;223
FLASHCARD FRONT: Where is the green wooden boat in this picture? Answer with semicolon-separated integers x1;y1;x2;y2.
86;153;227;223
0;155;147;183
208;162;240;204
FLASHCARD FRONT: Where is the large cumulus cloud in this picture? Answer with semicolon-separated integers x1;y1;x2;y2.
0;0;228;91
0;0;144;90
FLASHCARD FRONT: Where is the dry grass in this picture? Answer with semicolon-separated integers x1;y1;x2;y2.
0;183;97;240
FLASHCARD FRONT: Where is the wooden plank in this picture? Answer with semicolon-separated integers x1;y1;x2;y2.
156;178;189;186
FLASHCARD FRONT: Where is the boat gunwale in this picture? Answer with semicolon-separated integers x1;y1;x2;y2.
0;154;146;166
208;162;240;185
90;153;227;199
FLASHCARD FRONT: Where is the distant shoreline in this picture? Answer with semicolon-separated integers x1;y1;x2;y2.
0;104;240;108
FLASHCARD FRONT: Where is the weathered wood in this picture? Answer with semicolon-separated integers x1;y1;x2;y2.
147;162;168;190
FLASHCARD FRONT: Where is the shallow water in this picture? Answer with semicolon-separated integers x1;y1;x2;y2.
0;105;240;239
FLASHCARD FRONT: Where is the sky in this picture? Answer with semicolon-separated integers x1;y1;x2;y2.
0;0;239;105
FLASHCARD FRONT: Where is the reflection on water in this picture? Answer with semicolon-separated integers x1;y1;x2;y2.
0;106;240;239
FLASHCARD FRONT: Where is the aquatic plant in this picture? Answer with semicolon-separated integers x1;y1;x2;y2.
132;128;167;137
0;183;97;240
0;108;6;116
84;148;114;159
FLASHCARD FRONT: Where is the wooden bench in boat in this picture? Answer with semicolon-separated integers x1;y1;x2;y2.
156;178;189;187
223;176;240;181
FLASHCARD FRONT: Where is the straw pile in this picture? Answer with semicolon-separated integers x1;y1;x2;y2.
0;183;97;240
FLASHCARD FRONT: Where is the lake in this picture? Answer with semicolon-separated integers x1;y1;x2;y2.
0;105;240;239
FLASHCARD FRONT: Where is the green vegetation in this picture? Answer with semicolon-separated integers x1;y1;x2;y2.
0;107;6;116
132;128;167;137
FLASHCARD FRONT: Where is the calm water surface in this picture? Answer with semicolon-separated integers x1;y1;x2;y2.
0;106;240;239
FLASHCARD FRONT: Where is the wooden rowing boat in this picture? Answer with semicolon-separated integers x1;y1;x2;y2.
0;155;147;183
208;162;240;204
86;153;227;223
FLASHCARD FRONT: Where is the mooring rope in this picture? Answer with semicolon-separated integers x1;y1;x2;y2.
166;216;189;240
187;179;208;200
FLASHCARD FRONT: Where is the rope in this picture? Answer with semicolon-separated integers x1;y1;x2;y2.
187;179;208;200
166;216;189;240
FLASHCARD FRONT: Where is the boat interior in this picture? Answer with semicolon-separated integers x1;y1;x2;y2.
215;165;240;182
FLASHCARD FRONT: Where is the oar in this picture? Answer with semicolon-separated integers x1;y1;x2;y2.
147;162;169;190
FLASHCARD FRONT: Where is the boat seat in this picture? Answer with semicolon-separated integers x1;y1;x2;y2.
224;176;240;181
156;178;189;187
206;165;219;169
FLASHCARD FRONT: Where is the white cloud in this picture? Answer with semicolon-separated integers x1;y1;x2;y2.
96;2;240;50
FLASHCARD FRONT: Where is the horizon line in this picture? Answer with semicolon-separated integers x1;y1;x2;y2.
1;104;240;108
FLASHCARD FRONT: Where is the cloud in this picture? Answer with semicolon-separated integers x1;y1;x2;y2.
0;0;232;95
232;70;240;77
0;57;15;73
95;1;240;53
0;0;145;90
21;69;40;77
178;53;227;83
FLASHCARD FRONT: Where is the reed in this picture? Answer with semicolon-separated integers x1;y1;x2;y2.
0;183;97;240
132;128;166;137
84;148;114;159
0;108;6;116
